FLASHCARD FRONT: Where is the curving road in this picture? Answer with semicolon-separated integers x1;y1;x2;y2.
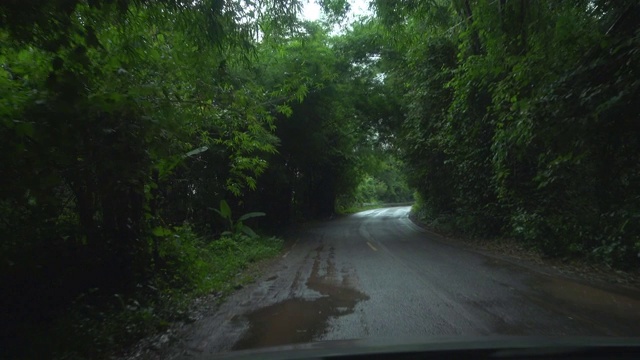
161;206;640;358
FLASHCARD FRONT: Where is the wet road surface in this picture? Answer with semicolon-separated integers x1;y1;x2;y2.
163;206;640;358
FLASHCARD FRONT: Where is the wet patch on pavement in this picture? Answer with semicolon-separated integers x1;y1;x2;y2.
483;255;640;335
232;245;369;350
532;276;640;315
525;275;640;335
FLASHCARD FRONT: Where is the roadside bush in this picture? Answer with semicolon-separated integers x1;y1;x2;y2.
591;210;640;270
156;225;208;291
13;226;283;359
201;235;283;294
381;1;640;270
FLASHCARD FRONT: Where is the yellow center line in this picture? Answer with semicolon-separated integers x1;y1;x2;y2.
366;241;378;252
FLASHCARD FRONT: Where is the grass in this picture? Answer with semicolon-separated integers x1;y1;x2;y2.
24;229;283;360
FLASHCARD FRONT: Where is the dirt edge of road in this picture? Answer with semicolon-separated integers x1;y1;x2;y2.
120;253;285;360
121;226;337;360
408;211;640;295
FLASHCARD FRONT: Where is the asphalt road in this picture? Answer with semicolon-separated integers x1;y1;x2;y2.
158;206;640;359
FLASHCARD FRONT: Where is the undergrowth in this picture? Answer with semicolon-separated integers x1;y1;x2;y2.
22;227;283;359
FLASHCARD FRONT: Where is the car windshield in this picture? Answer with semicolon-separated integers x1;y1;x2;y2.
1;0;639;359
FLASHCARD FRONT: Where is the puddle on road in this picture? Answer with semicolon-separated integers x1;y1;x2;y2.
232;245;369;350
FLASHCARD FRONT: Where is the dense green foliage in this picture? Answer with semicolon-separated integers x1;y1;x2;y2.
373;0;640;268
336;152;413;209
32;230;282;359
0;1;297;356
3;0;639;357
0;1;405;357
241;20;411;223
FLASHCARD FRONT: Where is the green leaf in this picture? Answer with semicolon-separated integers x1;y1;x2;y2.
240;225;258;238
213;208;226;220
219;200;232;218
15;122;34;138
184;146;208;158
156;156;182;179
237;212;266;222
276;104;293;117
152;226;172;237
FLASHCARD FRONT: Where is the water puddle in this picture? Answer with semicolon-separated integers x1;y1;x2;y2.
232;245;369;350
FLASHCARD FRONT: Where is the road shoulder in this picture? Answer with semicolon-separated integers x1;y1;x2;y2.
408;211;640;296
120;251;287;360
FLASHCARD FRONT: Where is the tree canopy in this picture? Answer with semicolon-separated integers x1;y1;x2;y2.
2;0;639;357
373;0;640;265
